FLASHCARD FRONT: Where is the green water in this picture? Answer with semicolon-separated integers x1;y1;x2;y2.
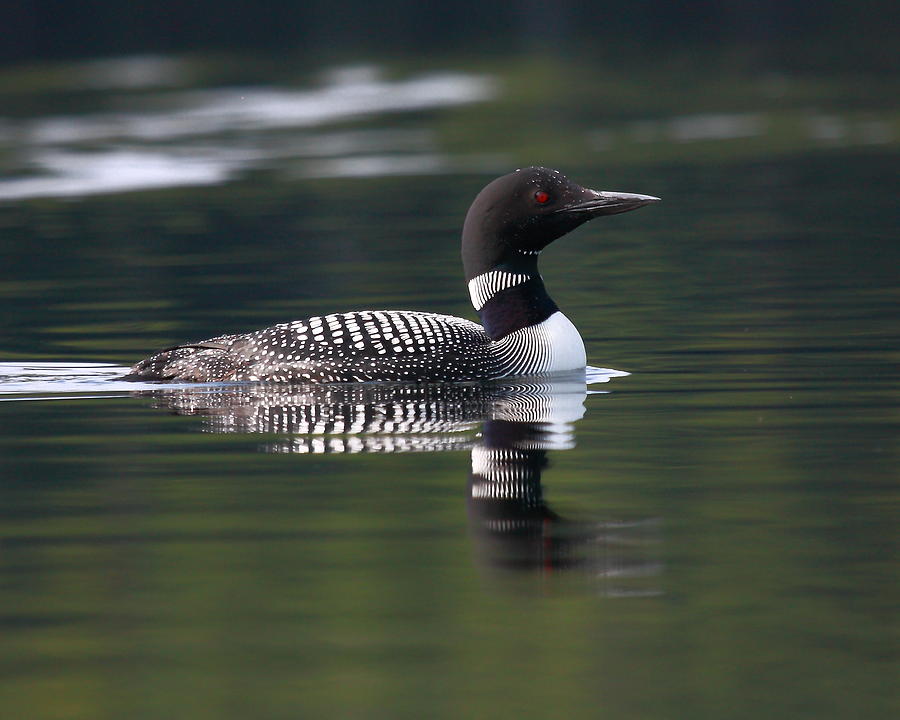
0;58;897;719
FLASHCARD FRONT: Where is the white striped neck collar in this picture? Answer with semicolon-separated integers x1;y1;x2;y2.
468;269;538;311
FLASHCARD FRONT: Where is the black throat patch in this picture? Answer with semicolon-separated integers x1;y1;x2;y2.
477;277;558;340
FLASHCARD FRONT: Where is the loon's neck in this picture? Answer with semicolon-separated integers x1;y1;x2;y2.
467;255;559;340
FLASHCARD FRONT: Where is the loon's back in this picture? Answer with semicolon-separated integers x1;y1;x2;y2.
128;311;493;383
126;168;658;384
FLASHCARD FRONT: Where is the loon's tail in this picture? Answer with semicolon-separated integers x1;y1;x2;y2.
123;341;238;382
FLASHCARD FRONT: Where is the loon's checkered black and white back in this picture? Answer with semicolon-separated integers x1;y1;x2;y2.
126;168;658;383
128;309;562;383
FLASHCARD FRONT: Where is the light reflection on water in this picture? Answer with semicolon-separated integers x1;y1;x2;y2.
26;66;495;144
70;54;189;90
0;64;497;200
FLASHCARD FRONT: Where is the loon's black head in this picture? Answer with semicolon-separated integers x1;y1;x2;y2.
462;167;659;280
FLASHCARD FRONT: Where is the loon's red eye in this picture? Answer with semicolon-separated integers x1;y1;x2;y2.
534;190;550;204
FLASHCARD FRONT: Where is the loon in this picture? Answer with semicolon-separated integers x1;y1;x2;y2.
126;167;658;383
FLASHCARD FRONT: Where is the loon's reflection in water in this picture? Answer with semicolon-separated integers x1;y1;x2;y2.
469;418;660;590
140;375;660;591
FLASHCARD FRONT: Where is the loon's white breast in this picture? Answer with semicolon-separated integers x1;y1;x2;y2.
488;310;585;377
535;311;587;373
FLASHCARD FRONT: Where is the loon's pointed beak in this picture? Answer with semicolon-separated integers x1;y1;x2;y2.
561;190;661;217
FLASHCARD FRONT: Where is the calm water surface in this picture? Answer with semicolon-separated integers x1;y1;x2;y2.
0;65;897;718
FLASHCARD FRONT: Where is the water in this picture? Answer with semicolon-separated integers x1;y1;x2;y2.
0;58;897;719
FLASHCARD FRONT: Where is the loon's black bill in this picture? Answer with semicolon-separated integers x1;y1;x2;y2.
562;191;661;217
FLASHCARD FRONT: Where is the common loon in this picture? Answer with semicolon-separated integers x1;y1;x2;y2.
126;167;658;383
